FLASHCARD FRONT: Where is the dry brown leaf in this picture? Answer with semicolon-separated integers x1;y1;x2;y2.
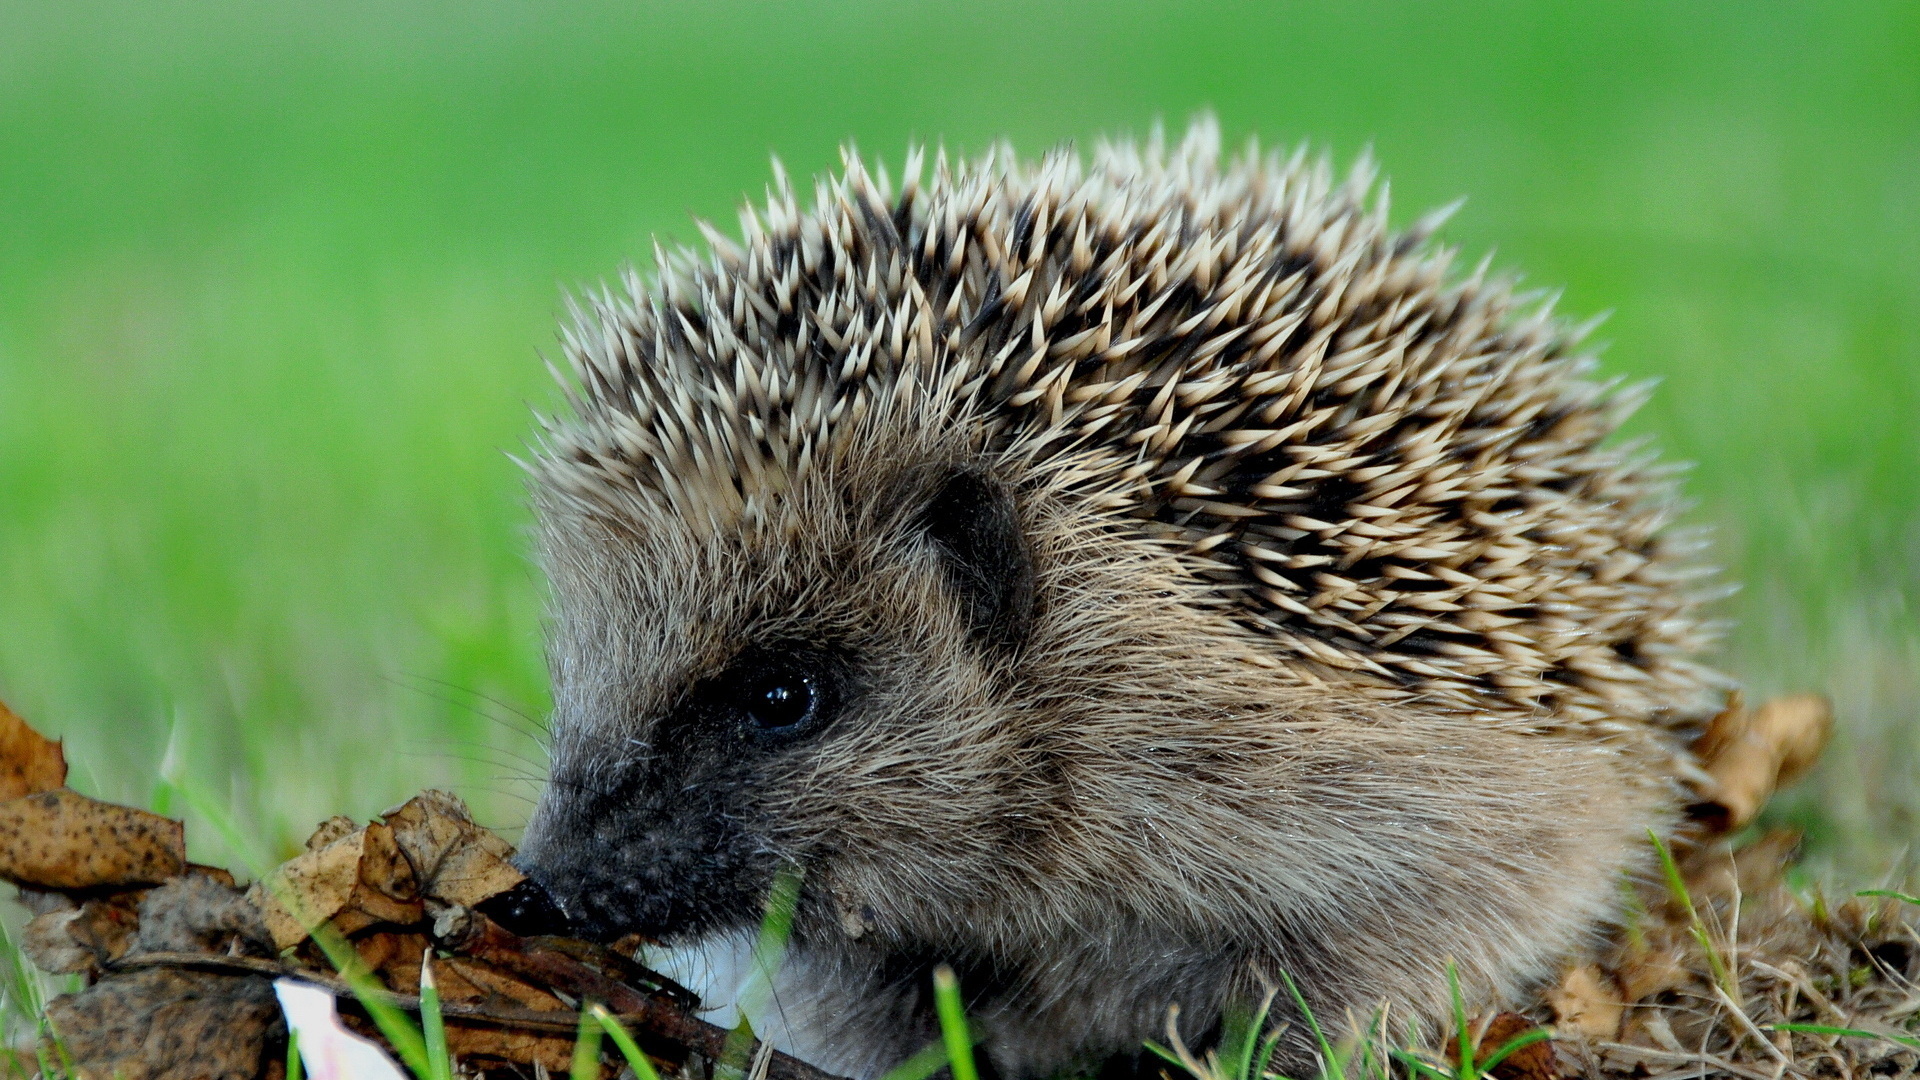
354;930;434;993
21;894;142;974
1692;693;1833;830
361;821;422;901
248;827;363;949
0;697;66;802
1731;829;1802;894
1612;943;1690;1003
305;814;359;852
1679;830;1802;908
134;873;275;958
23;909;103;975
1547;964;1624;1040
432;955;569;1011
333;821;426;933
383;789;524;907
249;822;426;949
44;967;281;1080
444;1019;576;1072
190;863;238;889
0;788;185;889
1445;1012;1561;1080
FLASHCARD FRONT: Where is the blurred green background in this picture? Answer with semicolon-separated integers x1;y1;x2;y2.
0;1;1914;872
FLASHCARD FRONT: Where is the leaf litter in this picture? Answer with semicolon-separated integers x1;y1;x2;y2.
0;691;1911;1080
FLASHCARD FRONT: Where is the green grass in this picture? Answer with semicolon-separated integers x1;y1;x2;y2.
0;0;1914;874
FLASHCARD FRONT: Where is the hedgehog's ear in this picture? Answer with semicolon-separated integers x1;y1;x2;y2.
914;467;1035;654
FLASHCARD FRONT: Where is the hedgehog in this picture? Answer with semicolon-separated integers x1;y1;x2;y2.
512;118;1727;1079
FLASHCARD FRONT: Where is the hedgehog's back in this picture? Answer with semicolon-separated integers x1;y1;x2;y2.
537;117;1727;758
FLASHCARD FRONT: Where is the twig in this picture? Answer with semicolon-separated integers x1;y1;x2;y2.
1710;983;1797;1074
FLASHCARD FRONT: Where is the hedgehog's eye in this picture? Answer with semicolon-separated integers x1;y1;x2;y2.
738;670;818;731
706;652;839;738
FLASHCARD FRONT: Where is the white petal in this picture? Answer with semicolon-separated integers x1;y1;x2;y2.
274;979;409;1080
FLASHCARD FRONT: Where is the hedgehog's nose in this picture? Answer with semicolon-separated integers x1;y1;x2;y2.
481;874;576;937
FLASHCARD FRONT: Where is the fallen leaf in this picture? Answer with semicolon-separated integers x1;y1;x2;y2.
306;815;359;852
1679;830;1802;912
21;894;142;974
0;697;66;802
441;911;666;1015
383;790;524;907
275;978;409;1080
1446;1012;1561;1080
248;824;426;950
45;967;281;1080
0;788;185;889
444;1019;577;1072
353;930;434;993
1613;943;1690;1003
190;863;238;889
1618;1007;1684;1053
22;909;102;975
1692;693;1833;831
333;822;425;934
134;873;275;958
1547;965;1624;1039
431;955;570;1011
249;830;364;949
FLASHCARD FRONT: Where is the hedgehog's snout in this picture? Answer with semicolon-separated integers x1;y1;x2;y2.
516;696;800;945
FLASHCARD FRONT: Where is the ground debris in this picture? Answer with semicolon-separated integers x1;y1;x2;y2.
5;691;1915;1080
1484;690;1912;1080
1689;692;1834;831
0;788;185;890
0;698;65;802
382;789;525;908
1386;828;1920;1080
246;819;423;950
45;967;282;1080
0;698;843;1080
48;960;282;1076
1443;1012;1561;1080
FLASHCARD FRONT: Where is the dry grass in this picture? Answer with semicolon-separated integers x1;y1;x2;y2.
1513;830;1920;1080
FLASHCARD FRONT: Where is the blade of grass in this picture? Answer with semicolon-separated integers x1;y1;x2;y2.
1647;828;1737;1002
287;1030;304;1080
1447;963;1473;1080
32;1037;55;1080
876;1041;952;1080
1348;1009;1389;1080
572;1005;606;1080
932;964;979;1080
0;915;48;1045
1858;889;1920;906
1226;991;1279;1080
1389;1049;1453;1080
1252;1026;1288;1080
1277;969;1344;1080
49;1027;73;1080
1143;1041;1189;1071
1145;1004;1222;1080
589;1004;664;1080
1472;1029;1552;1074
1768;1022;1920;1051
722;867;805;1075
420;950;452;1080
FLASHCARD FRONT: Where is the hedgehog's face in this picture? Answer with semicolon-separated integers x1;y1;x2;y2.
515;458;1048;944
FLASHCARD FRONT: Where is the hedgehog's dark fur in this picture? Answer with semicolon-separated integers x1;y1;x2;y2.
515;118;1729;1079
